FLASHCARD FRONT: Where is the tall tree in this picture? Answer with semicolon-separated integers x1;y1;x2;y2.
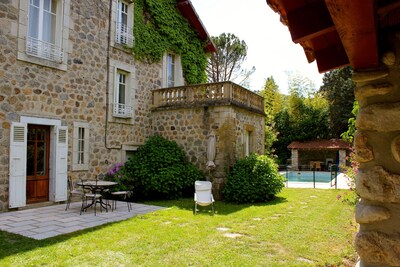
206;33;255;86
319;67;355;138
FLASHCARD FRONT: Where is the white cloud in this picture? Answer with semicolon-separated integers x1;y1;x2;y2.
191;0;324;94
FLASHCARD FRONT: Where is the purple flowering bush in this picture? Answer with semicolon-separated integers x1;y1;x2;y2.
105;163;134;192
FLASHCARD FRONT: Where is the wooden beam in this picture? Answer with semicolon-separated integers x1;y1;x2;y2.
314;43;350;73
286;1;335;43
325;0;379;70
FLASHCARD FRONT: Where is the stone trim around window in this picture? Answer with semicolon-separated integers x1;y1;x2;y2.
15;0;70;71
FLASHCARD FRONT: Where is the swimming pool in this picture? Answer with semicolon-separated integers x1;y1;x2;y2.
282;171;337;183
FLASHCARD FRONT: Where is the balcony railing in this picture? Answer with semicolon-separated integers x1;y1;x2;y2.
26;36;63;63
113;103;133;118
152;82;264;114
116;22;134;47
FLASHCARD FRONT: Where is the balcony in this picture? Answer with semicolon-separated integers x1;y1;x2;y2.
115;23;134;47
113;103;133;118
26;36;64;63
152;82;264;114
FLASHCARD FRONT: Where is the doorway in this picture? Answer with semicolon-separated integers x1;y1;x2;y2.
26;125;50;203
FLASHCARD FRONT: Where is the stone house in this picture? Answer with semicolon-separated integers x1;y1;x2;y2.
0;0;265;211
267;0;400;266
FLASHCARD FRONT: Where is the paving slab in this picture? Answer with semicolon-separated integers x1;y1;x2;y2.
0;201;164;240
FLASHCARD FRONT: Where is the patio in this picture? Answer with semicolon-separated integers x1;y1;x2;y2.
0;201;164;240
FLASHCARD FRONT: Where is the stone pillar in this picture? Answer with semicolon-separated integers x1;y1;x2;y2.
338;149;346;170
291;149;298;171
353;47;400;266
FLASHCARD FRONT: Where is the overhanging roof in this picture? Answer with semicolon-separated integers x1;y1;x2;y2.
267;0;400;73
177;0;217;53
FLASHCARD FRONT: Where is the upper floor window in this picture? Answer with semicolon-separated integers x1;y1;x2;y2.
116;0;134;47
114;69;133;118
163;52;184;88
27;0;63;62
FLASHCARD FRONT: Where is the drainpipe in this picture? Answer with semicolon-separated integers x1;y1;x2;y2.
104;0;112;149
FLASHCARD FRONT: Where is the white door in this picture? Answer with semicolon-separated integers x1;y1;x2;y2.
9;122;27;208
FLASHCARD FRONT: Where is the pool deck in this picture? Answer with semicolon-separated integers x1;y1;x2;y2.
281;172;351;189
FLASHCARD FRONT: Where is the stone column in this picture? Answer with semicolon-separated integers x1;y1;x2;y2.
353;48;400;266
338;149;346;170
291;149;298;171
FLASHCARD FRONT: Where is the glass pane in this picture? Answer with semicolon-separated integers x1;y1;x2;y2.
168;54;175;87
51;0;57;14
28;5;39;38
43;12;55;43
26;142;35;176
36;140;46;175
44;0;50;11
119;84;126;104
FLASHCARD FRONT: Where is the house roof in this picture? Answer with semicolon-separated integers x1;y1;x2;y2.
177;0;217;53
287;139;351;150
266;0;400;73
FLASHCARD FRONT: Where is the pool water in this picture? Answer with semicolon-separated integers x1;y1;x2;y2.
283;171;336;183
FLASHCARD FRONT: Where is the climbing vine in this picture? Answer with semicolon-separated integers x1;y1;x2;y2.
133;0;208;84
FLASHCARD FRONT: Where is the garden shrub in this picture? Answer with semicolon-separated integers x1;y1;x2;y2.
124;135;204;200
223;154;285;203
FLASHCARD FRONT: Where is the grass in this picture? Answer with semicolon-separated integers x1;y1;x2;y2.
0;188;357;266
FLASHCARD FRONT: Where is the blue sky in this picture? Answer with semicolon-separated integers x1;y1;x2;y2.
191;0;324;94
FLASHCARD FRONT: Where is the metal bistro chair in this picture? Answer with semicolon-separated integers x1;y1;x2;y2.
80;179;105;216
111;190;132;212
65;176;85;211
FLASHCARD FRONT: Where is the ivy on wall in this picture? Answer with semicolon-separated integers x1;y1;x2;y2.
133;0;208;85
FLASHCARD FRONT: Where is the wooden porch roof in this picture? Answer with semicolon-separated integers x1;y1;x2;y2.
266;0;400;73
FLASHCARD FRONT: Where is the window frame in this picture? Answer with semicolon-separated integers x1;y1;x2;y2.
114;0;134;47
17;0;70;70
72;122;90;171
113;68;133;118
162;52;184;88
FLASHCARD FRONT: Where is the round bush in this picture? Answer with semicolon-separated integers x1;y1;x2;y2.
223;154;285;203
124;135;203;199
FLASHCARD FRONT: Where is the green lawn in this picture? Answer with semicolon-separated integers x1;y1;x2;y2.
0;188;357;266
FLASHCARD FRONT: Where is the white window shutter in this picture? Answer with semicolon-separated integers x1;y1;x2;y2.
9;122;27;208
54;126;68;202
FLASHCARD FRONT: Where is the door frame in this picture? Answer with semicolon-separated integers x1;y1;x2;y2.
21;116;61;202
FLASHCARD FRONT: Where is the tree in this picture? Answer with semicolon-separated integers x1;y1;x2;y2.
341;101;359;143
206;33;255;86
319;67;355;138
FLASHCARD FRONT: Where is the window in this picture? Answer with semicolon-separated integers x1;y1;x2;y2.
244;130;253;156
72;122;89;171
114;69;133;118
16;0;69;69
163;52;183;88
27;0;63;62
116;0;134;47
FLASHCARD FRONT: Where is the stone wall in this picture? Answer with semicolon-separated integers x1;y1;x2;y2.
353;35;400;266
0;0;162;210
152;105;265;199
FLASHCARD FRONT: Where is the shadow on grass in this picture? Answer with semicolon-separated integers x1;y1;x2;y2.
142;196;288;215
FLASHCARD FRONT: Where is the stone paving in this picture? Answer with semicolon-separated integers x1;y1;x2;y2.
0;201;164;240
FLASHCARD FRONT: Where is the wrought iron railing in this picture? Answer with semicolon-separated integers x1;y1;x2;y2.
115;22;134;47
26;36;63;63
113;103;133;118
152;82;264;113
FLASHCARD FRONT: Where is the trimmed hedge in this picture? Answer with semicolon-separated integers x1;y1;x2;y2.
223;154;285;203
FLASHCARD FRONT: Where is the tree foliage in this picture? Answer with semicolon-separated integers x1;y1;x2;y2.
206;33;255;86
319;67;355;138
341;101;359;143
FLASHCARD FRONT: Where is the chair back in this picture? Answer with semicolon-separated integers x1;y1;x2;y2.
67;176;73;192
195;181;214;205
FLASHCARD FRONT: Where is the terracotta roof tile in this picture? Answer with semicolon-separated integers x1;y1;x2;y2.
287;139;352;150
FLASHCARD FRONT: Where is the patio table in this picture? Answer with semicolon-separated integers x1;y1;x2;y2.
77;180;117;212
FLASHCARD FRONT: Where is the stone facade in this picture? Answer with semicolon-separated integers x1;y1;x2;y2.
353;33;400;266
152;105;265;199
0;0;265;211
